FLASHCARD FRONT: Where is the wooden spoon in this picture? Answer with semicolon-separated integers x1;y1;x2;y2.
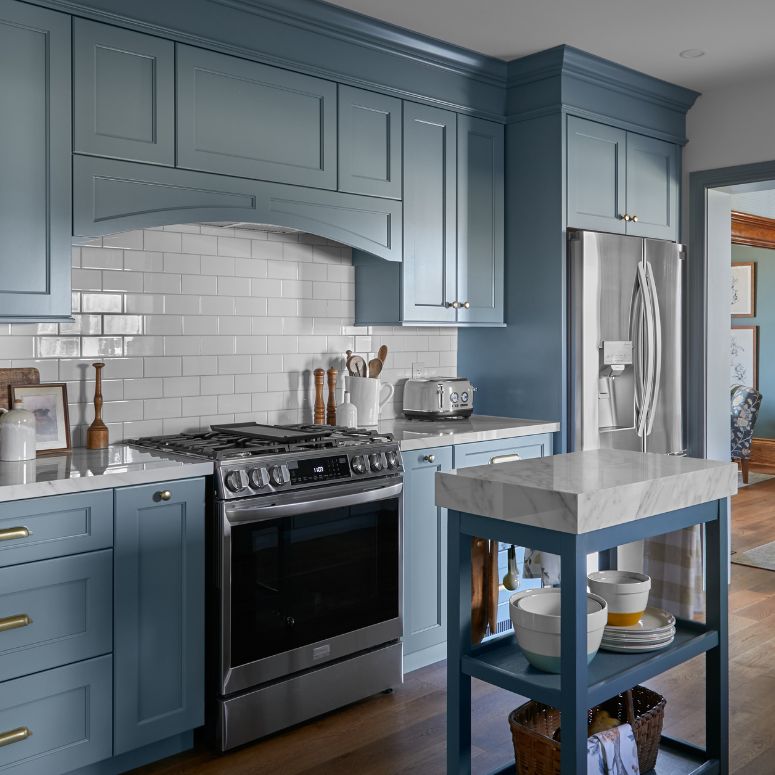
368;358;383;379
377;345;388;365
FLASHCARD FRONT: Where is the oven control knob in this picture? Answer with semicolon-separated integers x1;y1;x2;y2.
351;455;367;474
249;467;269;489
369;453;384;472
386;450;399;469
269;465;288;486
225;469;249;493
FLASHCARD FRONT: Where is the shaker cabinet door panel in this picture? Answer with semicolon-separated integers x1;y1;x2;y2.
338;85;402;199
0;0;71;321
566;116;626;233
177;45;337;189
402;103;457;323
113;478;205;755
456;116;504;325
625;132;679;240
73;19;174;165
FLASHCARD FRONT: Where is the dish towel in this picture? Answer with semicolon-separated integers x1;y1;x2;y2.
587;723;640;775
523;548;561;587
643;525;704;620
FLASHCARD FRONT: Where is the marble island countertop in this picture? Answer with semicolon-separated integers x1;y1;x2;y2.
436;448;738;534
378;415;560;451
0;446;214;503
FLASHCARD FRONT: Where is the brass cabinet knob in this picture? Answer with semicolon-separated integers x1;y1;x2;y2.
462;301;471;309
622;213;631;222
446;301;462;309
422;454;436;463
158;490;172;501
631;214;638;222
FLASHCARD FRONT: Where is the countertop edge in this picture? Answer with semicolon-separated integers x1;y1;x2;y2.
395;421;560;451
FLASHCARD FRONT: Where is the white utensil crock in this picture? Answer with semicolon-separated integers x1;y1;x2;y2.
0;400;37;461
346;376;394;426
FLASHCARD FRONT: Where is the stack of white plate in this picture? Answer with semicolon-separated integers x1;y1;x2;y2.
600;607;676;653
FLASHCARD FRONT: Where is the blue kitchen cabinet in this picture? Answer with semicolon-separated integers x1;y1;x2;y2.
113;478;205;755
456;115;504;325
73;19;174;166
338;85;402;199
0;0;71;322
402;446;453;672
176;45;337;189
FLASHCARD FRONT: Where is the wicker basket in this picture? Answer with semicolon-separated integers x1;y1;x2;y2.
508;685;666;775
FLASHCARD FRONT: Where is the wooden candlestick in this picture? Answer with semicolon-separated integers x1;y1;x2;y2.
326;367;337;426
313;368;325;425
86;362;109;449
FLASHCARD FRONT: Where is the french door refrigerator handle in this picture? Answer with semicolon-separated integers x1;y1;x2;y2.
634;262;655;438
629;273;645;421
644;260;663;437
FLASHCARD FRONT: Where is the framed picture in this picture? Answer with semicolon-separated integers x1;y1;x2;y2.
731;262;756;317
730;326;758;389
9;383;71;454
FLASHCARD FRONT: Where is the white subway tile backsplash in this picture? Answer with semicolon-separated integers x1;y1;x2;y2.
218;236;251;257
144;273;182;295
81;247;124;270
182;233;218;255
144;230;182;253
124;251;163;272
101;271;144;293
102;230;144;250
164;252;201;274
72;269;103;291
163;376;201;397
144;396;182;420
124;378;164;400
183;355;218;376
144;356;182;377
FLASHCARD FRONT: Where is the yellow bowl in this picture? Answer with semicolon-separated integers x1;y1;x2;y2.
587;570;651;626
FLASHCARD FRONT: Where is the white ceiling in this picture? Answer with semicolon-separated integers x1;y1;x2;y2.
324;0;775;91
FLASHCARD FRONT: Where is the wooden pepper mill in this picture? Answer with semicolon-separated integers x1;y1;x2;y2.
313;368;326;425
86;362;109;449
326;367;337;426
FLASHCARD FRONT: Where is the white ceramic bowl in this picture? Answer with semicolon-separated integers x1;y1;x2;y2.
587;570;651;626
508;589;608;673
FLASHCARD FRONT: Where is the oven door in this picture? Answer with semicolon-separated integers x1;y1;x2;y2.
218;477;402;695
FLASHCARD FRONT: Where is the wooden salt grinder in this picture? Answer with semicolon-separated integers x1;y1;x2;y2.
86;362;109;449
326;368;337;425
313;368;326;425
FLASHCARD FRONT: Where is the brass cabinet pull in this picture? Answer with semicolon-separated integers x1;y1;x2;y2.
0;614;32;633
445;301;462;309
631;214;639;222
461;301;471;309
0;727;31;748
422;454;436;463
621;213;631;222
158;490;172;501
0;527;29;542
490;453;522;465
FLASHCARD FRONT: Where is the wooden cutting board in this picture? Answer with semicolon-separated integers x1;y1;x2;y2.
0;368;40;411
487;540;500;636
471;538;488;645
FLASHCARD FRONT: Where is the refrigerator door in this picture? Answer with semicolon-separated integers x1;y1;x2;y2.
569;230;644;452
643;238;685;455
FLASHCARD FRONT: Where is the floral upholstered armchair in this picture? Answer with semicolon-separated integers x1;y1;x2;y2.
731;384;762;483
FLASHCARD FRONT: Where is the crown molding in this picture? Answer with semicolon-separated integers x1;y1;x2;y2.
732;210;775;250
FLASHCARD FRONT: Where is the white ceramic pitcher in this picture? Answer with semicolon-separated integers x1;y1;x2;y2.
0;400;37;461
346;376;394;426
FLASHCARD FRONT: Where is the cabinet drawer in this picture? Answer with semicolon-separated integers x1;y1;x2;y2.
453;434;553;468
0;656;112;775
0;551;112;682
0;491;113;568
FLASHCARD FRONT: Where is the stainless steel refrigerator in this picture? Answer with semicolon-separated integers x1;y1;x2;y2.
568;229;685;456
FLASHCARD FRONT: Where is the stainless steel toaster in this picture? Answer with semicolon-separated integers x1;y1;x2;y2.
402;377;475;419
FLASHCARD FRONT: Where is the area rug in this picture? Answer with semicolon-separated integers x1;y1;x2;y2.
738;471;775;488
732;540;775;572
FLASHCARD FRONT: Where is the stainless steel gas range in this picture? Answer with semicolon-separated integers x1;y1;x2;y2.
128;423;404;750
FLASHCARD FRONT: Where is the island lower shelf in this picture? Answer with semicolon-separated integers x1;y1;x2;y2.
464;619;718;708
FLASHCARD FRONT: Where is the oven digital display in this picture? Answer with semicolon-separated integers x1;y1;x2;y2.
287;456;351;484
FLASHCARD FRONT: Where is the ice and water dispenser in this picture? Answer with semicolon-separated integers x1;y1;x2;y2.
597;340;634;431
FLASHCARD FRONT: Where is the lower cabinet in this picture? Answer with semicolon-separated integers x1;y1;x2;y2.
113;478;205;755
402;446;452;672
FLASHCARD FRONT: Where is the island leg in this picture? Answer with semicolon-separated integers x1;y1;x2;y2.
705;498;729;773
447;510;472;775
559;535;590;775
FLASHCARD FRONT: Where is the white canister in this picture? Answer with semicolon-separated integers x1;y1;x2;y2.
346;376;394;426
0;400;37;461
336;391;359;428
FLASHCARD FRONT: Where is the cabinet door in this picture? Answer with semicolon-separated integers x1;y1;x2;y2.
113;478;205;755
0;0;71;321
566;116;626;233
625;132;679;241
177;45;337;189
338;86;401;199
402;446;452;667
73;19;174;165
402;103;457;323
456;116;504;325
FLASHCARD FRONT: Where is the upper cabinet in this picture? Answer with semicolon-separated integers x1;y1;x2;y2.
566;116;679;241
0;0;71;321
73;20;174;166
338;85;402;199
176;45;337;189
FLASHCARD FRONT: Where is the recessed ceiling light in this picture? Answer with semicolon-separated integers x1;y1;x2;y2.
679;49;706;59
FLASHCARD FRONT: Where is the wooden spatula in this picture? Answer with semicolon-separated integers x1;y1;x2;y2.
368;358;383;378
377;345;388;365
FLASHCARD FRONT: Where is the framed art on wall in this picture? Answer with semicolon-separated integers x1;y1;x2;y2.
9;383;71;454
730;326;758;389
731;262;756;317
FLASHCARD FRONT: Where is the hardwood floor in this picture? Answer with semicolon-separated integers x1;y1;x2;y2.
134;479;775;775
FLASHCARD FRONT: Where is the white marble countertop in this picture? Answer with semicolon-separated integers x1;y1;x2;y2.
378;415;560;451
436;449;738;534
0;445;214;503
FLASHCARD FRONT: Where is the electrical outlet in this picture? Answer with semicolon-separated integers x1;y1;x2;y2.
412;362;426;379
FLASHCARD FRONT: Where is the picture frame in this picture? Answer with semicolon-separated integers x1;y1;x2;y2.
730;326;758;389
731;262;756;317
9;383;71;455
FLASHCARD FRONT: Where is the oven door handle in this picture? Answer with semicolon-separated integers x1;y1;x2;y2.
224;481;403;524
